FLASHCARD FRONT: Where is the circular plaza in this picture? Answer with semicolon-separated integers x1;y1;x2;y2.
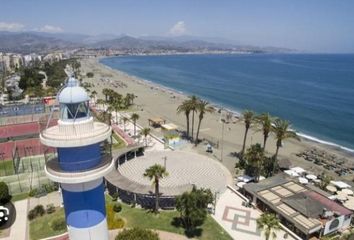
105;150;233;208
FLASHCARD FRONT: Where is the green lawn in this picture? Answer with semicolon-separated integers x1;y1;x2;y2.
0;160;15;176
106;197;232;240
12;192;28;202
29;196;232;240
29;208;66;240
112;132;127;149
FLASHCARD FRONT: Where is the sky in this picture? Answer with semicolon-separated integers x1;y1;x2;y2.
1;0;354;53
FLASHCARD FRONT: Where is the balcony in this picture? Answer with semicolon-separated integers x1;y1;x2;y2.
44;154;114;184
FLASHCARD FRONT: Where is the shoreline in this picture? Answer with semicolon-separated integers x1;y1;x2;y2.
81;57;354;181
98;56;354;156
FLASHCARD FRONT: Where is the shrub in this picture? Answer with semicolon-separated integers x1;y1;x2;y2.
28;188;38;197
113;215;125;229
113;203;122;213
46;204;56;214
86;72;94;78
0;182;11;204
51;217;66;231
115;228;159;240
27;210;36;220
111;192;119;201
33;205;45;216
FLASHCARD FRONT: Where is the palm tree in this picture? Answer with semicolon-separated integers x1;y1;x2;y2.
244;144;265;182
96;98;106;111
271;118;300;173
241;110;255;156
177;100;192;139
257;213;281;240
188;96;199;142
110;100;121;124
256;113;273;151
122;117;129;132
143;164;169;213
102;88;112;102
195;100;214;146
130;113;140;136
140;127;151;146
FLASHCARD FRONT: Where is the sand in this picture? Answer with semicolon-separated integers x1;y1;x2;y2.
80;57;354;182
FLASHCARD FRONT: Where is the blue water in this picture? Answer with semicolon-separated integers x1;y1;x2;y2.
100;54;354;152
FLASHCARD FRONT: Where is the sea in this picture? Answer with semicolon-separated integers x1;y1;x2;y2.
100;54;354;153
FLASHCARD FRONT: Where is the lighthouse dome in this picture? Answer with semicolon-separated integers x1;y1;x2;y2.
58;77;89;104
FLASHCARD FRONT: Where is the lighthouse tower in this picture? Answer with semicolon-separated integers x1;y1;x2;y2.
40;77;113;240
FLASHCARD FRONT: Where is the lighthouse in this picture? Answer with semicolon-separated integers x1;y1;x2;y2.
40;77;113;240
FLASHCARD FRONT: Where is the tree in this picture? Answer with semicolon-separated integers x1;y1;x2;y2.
188;96;199;142
176;186;213;231
240;110;255;157
130;113;140;136
116;228;160;240
140;127;151;146
257;213;281;240
271;118;300;173
110;99;122;124
244;144;265;182
177;99;192;139
91;90;97;104
318;172;332;190
102;88;111;102
0;182;11;204
96;99;106;110
143;164;168;213
195;100;214;146
256;113;273;151
122;117;129;132
86;72;94;78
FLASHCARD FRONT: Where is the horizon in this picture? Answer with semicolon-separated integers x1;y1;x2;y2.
1;1;354;53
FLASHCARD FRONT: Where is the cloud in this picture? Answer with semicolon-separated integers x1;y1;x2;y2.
38;25;63;33
0;22;25;31
169;21;186;36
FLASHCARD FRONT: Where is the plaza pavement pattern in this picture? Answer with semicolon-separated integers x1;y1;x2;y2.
214;188;297;240
117;151;232;195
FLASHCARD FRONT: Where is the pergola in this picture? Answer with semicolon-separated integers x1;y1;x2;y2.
148;117;166;127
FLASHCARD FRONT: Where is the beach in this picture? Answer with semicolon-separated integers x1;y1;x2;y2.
81;57;354;182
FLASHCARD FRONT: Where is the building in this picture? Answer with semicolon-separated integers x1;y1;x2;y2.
40;77;113;240
243;174;353;239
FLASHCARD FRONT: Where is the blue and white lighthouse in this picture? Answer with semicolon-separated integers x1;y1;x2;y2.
40;77;113;240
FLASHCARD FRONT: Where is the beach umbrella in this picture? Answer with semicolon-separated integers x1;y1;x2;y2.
326;185;337;193
306;174;317;180
344;200;354;210
237;182;246;188
336;192;348;201
298;177;309;184
342;189;354;196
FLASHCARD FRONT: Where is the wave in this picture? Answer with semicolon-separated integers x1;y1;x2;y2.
297;132;354;154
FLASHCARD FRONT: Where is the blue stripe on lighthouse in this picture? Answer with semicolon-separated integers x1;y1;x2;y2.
58;143;101;171
62;182;106;228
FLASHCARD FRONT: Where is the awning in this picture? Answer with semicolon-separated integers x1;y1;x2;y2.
161;123;178;131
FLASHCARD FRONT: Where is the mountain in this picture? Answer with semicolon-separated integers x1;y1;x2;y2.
0;31;78;54
0;31;295;54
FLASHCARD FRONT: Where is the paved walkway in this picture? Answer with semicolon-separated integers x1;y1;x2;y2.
2;199;28;240
213;188;297;240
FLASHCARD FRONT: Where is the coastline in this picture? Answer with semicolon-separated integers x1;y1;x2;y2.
81;57;354;181
99;56;354;156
